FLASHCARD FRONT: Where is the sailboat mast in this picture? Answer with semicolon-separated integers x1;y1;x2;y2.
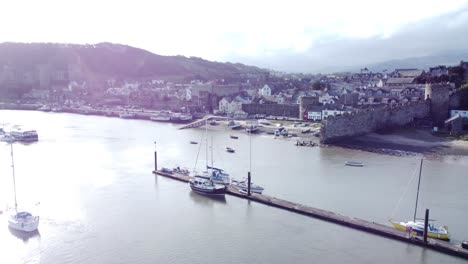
205;121;208;170
249;122;252;173
413;159;423;222
211;135;214;168
10;143;18;212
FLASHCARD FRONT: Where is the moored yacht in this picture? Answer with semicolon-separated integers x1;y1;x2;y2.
189;175;226;196
206;166;231;185
7;144;40;232
9;212;40;232
389;220;450;240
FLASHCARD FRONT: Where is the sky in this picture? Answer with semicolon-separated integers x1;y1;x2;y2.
1;0;468;73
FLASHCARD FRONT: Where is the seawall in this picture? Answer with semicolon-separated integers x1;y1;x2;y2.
320;100;430;143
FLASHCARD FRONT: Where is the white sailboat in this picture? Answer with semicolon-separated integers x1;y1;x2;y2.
189;123;228;196
389;159;449;240
7;144;40;232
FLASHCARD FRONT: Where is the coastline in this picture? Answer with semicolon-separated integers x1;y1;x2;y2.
330;128;468;159
2;103;467;159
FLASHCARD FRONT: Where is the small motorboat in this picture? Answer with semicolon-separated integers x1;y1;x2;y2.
226;147;235;153
345;161;364;167
161;167;173;174
190;141;198;144
230;135;239;139
231;179;264;194
173;167;190;175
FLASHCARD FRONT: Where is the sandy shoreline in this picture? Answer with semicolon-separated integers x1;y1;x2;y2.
332;128;468;158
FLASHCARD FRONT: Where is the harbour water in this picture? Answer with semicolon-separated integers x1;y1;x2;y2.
0;110;467;264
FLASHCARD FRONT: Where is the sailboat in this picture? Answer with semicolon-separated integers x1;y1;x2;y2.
389;159;449;240
189;124;227;196
7;144;40;232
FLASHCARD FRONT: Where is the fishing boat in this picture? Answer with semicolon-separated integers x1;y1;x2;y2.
230;135;239;139
10;130;38;142
389;159;450;240
189;175;226;196
345;161;364;167
226;147;235;153
231;179;264;194
7;144;40;232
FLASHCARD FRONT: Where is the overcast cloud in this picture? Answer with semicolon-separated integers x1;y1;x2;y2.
1;0;468;73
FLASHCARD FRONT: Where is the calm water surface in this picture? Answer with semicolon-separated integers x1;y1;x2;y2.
0;110;467;264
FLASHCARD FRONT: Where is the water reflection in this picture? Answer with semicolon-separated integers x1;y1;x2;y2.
8;228;41;243
189;191;227;205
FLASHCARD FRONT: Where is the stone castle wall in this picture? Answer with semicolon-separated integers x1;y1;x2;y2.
242;103;299;117
320;100;430;143
425;83;450;126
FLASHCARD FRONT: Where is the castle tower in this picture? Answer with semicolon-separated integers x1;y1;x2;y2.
425;83;450;126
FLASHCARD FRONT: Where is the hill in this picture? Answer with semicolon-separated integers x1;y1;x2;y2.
0;42;268;82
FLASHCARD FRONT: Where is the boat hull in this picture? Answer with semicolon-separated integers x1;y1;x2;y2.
345;161;363;167
190;185;226;196
389;220;450;240
8;215;39;232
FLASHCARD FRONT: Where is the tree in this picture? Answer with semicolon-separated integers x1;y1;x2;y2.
458;83;468;110
312;81;323;90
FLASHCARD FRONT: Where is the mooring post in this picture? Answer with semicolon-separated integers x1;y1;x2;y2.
154;141;157;172
424;209;429;243
247;171;251;196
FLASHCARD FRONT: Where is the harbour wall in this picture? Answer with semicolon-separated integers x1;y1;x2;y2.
320;100;430;143
242;103;299;118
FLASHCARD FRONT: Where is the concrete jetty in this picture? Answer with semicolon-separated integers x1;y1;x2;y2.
153;169;468;260
179;115;228;129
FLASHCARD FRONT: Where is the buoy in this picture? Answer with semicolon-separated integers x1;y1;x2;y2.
462;241;468;249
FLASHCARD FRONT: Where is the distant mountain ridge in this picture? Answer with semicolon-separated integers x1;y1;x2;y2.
0;42;268;81
359;50;468;73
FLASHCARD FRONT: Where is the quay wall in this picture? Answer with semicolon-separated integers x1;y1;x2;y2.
320;100;430;143
242;103;299;118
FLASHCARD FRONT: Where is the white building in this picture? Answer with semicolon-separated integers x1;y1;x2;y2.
322;108;353;119
319;93;337;105
259;84;272;97
185;88;192;100
218;97;246;114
